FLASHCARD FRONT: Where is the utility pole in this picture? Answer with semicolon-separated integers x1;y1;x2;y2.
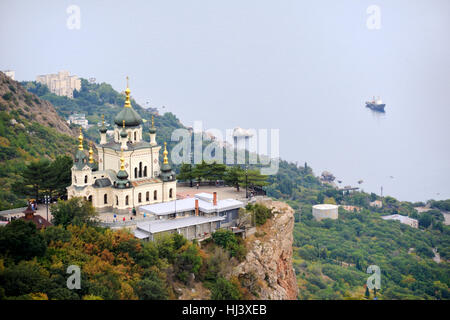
189;151;193;188
44;195;50;222
245;165;248;199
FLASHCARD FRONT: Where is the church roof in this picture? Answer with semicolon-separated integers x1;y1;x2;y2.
100;139;154;151
93;178;112;188
114;80;142;127
115;107;142;127
131;178;162;187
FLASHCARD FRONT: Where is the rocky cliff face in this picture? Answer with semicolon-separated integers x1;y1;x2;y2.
233;199;298;300
0;71;76;136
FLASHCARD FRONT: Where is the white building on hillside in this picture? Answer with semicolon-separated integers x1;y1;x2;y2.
382;214;418;228
3;70;15;80
36;70;81;98
68;113;89;129
312;204;338;221
134;192;244;241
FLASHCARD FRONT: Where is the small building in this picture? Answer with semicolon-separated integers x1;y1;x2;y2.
312;204;339;221
340;205;361;212
68;113;89;129
19;204;52;230
36;70;81;98
381;214;418;228
3;70;15;80
370;200;383;208
134;192;244;241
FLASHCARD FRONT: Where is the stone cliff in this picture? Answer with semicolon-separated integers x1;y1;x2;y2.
233;198;298;300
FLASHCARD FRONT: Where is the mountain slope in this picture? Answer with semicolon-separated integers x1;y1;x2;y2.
21;78;185;146
0;72;78;209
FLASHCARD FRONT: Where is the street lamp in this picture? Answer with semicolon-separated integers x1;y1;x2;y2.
189;151;193;188
44;195;51;222
245;165;248;199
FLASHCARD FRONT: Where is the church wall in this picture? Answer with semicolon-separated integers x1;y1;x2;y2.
162;180;177;202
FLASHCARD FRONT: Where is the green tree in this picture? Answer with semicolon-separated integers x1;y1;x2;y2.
210;277;242;300
47;155;73;198
50;197;98;227
134;272;169;300
178;162;195;185
418;212;432;229
207;162;227;182
224;166;244;191
244;169;268;188
13;158;52;201
0;220;47;262
192;160;209;183
175;244;203;283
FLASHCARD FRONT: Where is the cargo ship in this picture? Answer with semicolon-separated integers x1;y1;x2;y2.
365;96;385;112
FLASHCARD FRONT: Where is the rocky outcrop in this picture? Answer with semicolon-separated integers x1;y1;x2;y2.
0;71;76;136
233;199;298;300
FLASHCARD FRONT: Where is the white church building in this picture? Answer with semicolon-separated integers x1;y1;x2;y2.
67;80;176;214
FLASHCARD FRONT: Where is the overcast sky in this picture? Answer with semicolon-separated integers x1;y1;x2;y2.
1;0;449;200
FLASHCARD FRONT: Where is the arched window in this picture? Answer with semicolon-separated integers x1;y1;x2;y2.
125;195;129;206
104;194;108;204
134;167;138;179
116;196;118;205
88;195;92;202
138;193;142;203
117;132;119;141
139;162;142;178
144;166;147;177
146;191;149;202
153;190;157;201
74;176;77;183
84;175;88;183
169;188;173;199
134;131;137;141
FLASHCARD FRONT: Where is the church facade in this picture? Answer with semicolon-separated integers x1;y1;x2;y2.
67;81;176;214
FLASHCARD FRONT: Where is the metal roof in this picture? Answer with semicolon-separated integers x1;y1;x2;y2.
135;215;225;236
93;178;112;188
139;195;244;216
382;214;418;224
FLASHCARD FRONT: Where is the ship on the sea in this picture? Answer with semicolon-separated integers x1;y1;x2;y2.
365;96;386;112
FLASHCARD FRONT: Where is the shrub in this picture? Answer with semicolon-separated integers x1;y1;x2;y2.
209;277;242;300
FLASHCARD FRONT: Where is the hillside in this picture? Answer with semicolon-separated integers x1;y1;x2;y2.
0;199;297;300
0;72;79;210
21;78;185;147
293;208;450;299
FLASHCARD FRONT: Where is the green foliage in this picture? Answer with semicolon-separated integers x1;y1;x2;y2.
212;229;246;261
133;271;169;300
174;244;203;283
293;208;450;300
0;220;47;262
209;277;242;300
0;109;77;210
246;203;273;226
50;197;98;227
430;200;450;211
418;212;432;229
21;79;184;148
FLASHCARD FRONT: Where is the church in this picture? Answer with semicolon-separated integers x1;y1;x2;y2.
67;80;176;214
